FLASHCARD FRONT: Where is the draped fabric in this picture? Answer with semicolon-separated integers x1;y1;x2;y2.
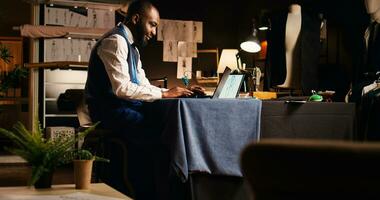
366;22;380;73
20;24;109;39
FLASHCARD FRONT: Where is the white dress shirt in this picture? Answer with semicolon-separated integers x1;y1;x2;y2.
97;24;166;101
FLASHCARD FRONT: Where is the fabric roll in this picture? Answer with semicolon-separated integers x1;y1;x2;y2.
20;24;109;39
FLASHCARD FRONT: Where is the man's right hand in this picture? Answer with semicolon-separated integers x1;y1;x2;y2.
162;87;193;98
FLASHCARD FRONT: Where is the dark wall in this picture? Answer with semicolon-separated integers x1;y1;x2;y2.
0;0;30;37
140;1;242;87
0;0;31;65
0;0;370;96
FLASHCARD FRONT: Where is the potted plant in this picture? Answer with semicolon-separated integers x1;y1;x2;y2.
70;149;109;189
0;43;28;97
0;120;97;188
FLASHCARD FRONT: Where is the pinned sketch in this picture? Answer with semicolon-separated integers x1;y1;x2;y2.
80;40;96;61
62;39;71;61
45;39;95;62
45;39;64;61
158;19;203;43
177;57;192;79
87;9;98;28
178;41;197;58
160;19;178;41
78;13;89;27
157;19;166;41
103;10;115;29
45;7;66;26
178;20;193;42
87;9;115;29
67;11;84;27
163;40;178;62
63;39;81;61
193;21;203;43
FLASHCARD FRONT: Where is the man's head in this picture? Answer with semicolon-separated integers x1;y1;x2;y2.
124;0;160;47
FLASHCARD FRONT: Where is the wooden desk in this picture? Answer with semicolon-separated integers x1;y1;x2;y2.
0;183;133;199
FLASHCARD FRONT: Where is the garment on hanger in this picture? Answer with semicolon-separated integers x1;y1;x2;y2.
358;72;380;140
366;22;380;72
359;86;380;140
362;81;379;95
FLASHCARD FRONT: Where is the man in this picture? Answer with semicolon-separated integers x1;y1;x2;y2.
84;1;203;199
85;0;200;130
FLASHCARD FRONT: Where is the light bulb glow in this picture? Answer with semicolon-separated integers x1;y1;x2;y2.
240;41;261;53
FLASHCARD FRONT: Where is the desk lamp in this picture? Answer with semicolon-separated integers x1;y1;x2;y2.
240;19;261;53
217;49;241;74
237;19;262;92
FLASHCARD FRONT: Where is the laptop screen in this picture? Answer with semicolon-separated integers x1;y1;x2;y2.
212;67;245;99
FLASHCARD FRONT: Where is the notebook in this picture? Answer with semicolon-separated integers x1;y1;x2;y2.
192;67;245;99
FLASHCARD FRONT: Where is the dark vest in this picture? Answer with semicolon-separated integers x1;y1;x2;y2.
85;24;144;129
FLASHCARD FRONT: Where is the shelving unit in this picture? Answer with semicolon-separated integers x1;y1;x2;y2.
44;68;87;127
27;1;117;128
26;62;88;127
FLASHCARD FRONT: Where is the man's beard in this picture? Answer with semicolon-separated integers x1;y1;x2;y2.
135;22;149;47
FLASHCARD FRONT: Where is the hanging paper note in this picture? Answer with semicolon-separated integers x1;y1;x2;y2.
193;21;203;43
163;40;178;62
177;57;192;79
178;41;197;58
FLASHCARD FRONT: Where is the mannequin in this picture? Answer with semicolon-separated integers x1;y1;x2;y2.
364;0;380;48
264;3;321;94
349;0;380;102
364;0;380;73
365;0;380;23
277;4;302;89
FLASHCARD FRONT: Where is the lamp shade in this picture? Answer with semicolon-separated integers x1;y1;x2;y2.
240;35;261;53
217;49;240;73
240;19;262;53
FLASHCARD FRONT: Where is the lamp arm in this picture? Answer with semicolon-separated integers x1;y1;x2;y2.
235;53;240;71
235;49;244;72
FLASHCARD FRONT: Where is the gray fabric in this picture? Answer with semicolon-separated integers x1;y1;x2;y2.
260;101;356;140
152;99;262;182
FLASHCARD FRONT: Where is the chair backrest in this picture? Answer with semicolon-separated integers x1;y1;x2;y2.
241;139;380;200
62;89;92;127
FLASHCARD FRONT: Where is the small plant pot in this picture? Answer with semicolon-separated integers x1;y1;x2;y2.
73;159;93;189
34;170;54;189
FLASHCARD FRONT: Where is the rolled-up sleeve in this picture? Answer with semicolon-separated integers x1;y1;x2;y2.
97;34;163;101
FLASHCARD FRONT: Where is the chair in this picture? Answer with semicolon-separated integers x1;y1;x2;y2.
63;89;134;197
149;76;168;88
241;139;380;200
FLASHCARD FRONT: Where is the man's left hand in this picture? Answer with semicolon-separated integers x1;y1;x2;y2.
188;85;206;95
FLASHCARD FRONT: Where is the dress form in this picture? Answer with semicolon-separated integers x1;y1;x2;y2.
364;0;380;75
365;0;380;22
277;4;302;89
364;0;380;48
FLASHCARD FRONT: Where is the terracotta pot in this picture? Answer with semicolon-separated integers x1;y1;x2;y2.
34;170;53;189
74;159;93;189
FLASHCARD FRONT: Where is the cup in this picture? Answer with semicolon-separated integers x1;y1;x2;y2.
196;70;202;78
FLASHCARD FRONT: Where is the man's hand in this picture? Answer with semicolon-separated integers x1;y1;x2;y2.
188;85;206;95
162;87;193;98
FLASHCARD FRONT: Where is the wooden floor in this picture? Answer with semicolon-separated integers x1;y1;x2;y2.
0;155;74;187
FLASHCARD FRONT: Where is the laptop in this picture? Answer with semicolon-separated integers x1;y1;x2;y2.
192;67;245;99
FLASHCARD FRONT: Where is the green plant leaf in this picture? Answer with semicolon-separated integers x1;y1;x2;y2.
0;121;101;186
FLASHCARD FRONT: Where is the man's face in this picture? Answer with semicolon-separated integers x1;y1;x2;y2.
135;7;160;47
